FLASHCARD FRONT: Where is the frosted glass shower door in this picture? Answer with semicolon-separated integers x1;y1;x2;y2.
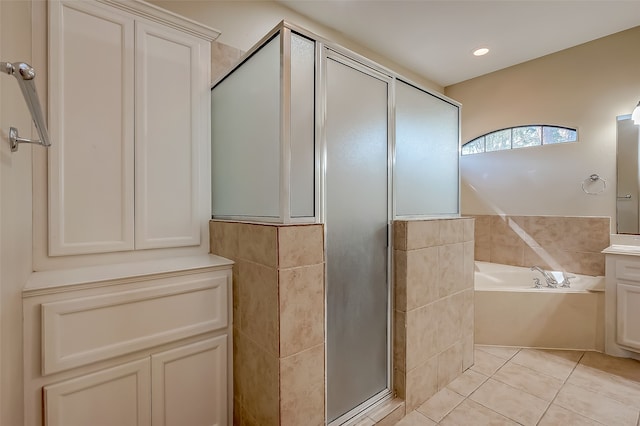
325;55;390;423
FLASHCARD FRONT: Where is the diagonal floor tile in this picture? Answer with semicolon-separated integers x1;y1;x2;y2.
393;411;436;426
555;382;639;426
446;369;488;397
493;361;563;401
580;351;640;382
510;348;583;381
470;348;508;376
469;378;549;425
416;388;464;422
567;363;640;409
475;345;520;360
439;399;518;426
538;404;605;426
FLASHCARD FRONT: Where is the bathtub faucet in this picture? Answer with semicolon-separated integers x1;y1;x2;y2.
530;266;558;288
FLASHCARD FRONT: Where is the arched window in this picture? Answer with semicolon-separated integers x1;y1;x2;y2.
461;125;577;155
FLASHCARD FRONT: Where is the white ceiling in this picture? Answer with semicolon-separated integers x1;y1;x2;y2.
277;0;640;86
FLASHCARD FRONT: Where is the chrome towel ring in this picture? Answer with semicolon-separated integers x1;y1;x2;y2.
582;174;607;195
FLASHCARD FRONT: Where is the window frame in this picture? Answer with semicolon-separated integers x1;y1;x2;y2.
461;125;577;155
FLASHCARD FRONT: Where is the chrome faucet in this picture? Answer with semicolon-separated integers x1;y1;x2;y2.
530;266;558;288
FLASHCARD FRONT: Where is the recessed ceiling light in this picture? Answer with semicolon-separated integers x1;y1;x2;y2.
473;47;490;56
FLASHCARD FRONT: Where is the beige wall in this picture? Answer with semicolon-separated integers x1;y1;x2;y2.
148;0;443;93
1;1;36;424
446;26;640;232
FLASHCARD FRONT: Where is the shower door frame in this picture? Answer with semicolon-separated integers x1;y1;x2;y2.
318;45;395;426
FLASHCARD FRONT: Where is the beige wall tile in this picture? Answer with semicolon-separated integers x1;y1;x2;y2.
406;247;439;309
212;41;243;83
236;333;280;425
491;215;526;247
437;343;463;390
473;215;491;262
435;296;462;352
438;243;465;298
406;356;438;412
459;290;474;341
238;223;278;267
490;241;524;266
523;246;605;276
558;217;610;252
462;218;475;243
474;244;491;262
406;304;438;370
278;224;324;268
210;220;240;259
407;220;440;250
394;310;407;373
394;249;408;312
279;344;325;426
279;264;324;357
238;260;279;355
394;367;406;399
394;221;408;250
439;219;464;245
463;241;474;291
461;332;474;371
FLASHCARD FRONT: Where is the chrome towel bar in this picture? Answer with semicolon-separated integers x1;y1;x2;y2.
1;61;51;152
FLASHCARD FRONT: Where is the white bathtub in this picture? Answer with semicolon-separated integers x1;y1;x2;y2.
474;261;606;350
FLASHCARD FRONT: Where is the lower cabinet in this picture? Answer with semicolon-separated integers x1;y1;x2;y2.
23;257;233;426
43;336;227;426
617;282;640;351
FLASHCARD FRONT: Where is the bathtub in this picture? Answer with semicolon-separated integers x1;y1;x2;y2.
474;261;606;350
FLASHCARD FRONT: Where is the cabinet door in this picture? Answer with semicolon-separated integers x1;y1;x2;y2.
151;336;228;426
617;282;640;350
134;19;209;249
48;0;135;255
44;358;151;426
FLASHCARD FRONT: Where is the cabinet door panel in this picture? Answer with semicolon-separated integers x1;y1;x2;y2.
48;0;135;255
152;336;228;426
44;358;151;426
135;20;207;249
617;282;640;350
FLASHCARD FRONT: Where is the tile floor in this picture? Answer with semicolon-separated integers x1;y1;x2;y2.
394;345;640;426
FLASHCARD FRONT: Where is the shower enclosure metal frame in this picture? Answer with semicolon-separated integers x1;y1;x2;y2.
211;20;461;425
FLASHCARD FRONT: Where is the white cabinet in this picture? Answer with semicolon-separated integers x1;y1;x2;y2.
43;337;228;426
48;0;218;257
151;337;227;426
23;256;233;426
44;358;152;426
603;249;640;360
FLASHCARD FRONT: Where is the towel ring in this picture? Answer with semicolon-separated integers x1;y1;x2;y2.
582;174;606;195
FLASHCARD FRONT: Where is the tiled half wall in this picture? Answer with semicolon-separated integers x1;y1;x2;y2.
211;218;475;425
393;218;475;413
210;221;325;426
471;215;610;276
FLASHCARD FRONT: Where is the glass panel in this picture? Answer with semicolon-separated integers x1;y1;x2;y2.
290;33;315;218
485;129;511;151
512;126;541;148
461;137;484;155
543;126;577;144
395;81;459;215
211;35;281;218
326;57;389;423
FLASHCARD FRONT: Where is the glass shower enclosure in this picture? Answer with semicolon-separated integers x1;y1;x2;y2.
211;21;460;425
